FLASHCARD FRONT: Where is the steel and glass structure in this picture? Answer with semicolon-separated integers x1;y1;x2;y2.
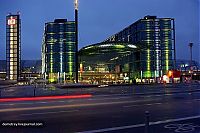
6;13;21;81
79;42;140;84
104;16;175;79
42;19;76;83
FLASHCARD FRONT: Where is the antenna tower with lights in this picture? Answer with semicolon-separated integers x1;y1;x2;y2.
74;0;79;83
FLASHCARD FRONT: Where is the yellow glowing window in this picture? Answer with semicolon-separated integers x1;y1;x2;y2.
10;76;13;79
10;67;14;71
10;54;14;57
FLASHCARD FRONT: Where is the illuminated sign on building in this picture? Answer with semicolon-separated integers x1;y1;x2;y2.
6;14;21;81
8;18;16;25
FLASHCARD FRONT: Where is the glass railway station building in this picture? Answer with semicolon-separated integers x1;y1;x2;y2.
79;16;176;84
79;42;140;84
42;16;176;83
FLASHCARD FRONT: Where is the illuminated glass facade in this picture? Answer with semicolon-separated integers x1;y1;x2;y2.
104;16;175;78
79;42;140;84
6;14;21;80
42;19;76;83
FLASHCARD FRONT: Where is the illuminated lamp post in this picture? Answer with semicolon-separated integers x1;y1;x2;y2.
74;0;79;83
189;43;193;80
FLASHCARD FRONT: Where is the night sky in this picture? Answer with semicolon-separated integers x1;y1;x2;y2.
0;0;199;63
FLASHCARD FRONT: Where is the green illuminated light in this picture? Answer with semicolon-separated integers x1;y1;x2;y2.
49;78;55;83
115;45;125;49
42;20;76;82
144;71;151;78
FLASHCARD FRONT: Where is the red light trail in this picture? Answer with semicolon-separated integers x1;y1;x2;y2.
0;94;92;102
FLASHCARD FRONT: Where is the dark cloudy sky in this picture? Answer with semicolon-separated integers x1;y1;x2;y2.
0;0;199;63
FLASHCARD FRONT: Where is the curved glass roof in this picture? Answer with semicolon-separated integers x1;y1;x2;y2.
79;42;139;64
79;42;138;55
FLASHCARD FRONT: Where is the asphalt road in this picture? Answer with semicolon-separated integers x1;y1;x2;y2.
1;83;200;98
0;84;200;133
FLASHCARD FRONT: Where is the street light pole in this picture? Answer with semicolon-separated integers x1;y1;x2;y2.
189;43;193;80
74;0;79;83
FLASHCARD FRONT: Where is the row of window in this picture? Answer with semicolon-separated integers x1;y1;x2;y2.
45;47;76;53
46;24;75;33
6;58;19;61
6;29;18;32
45;57;75;62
